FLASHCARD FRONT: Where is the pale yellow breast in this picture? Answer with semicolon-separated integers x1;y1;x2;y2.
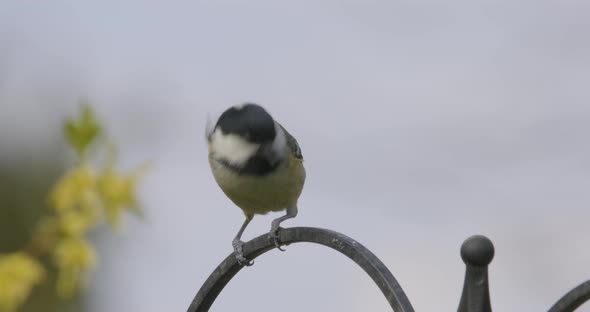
208;154;305;216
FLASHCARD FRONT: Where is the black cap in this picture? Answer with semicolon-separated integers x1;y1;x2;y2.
215;103;276;144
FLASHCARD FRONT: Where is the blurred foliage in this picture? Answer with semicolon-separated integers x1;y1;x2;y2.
0;104;147;312
64;106;101;159
0;253;44;311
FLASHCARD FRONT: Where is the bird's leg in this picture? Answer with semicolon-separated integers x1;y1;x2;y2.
232;215;254;266
269;205;298;251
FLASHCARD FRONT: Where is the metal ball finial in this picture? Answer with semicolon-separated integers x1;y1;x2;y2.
460;235;495;267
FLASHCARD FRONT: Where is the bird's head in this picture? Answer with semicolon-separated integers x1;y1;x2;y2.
207;103;286;169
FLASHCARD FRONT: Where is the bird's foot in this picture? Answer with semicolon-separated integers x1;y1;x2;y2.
232;238;254;266
269;221;286;251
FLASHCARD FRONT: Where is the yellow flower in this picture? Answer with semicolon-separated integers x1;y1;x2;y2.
53;237;96;298
59;210;95;236
0;253;45;312
96;167;142;227
50;166;97;213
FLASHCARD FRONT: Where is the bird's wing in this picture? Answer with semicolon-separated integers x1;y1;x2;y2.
277;122;303;160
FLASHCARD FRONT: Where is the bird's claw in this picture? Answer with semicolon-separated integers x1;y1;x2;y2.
232;239;254;266
237;254;255;267
269;223;286;251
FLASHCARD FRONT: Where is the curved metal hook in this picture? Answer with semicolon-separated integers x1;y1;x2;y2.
549;280;590;312
187;227;415;312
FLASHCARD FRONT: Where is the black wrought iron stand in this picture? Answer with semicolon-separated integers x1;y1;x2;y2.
187;227;590;312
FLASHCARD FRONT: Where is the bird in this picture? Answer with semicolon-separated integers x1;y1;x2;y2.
206;103;305;266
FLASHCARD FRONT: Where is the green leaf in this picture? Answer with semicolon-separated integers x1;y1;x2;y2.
64;105;102;156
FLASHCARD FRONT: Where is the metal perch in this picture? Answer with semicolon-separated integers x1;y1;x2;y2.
187;227;590;312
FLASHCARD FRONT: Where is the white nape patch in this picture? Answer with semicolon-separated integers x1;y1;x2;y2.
210;129;260;165
233;103;246;110
271;122;288;158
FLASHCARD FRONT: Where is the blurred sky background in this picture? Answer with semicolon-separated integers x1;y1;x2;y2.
1;1;590;311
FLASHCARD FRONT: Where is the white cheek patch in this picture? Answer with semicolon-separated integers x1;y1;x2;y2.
210;129;260;165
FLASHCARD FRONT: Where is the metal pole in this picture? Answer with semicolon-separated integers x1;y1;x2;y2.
457;235;494;312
